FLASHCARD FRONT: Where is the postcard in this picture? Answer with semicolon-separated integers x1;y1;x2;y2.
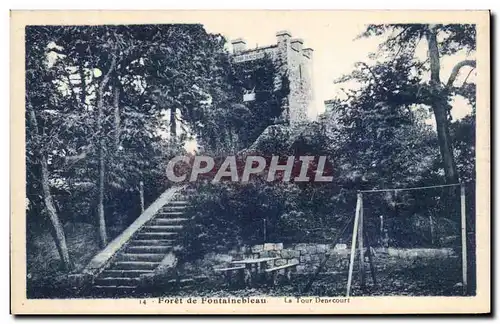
11;10;490;314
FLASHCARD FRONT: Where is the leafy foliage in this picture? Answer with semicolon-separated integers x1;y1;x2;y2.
26;24;236;259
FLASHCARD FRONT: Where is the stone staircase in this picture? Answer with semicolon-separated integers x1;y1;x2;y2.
90;197;190;296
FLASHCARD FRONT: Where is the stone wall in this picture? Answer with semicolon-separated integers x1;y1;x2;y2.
227;242;350;274
230;30;313;126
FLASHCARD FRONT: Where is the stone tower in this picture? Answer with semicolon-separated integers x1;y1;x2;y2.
230;30;313;125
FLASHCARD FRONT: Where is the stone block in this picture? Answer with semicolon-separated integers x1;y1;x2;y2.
334;243;348;250
274;259;287;266
260;251;270;258
296;243;308;252
317;244;328;253
252;245;263;253
281;249;294;259
275;243;284;250
268;251;279;257
264;243;275;251
290;258;300;264
307;245;318;254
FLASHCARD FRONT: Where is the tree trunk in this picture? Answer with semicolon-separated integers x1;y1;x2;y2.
426;25;459;185
27;106;72;271
40;156;72;271
97;144;107;248
95;56;117;248
431;93;459;184
170;107;177;140
78;64;86;106
113;82;120;150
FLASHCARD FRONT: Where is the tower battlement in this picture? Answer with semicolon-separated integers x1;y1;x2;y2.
230;30;314;125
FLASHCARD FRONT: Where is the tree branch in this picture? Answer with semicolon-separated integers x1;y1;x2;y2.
462;67;475;86
99;54;118;94
426;24;441;84
357;62;379;85
446;60;476;88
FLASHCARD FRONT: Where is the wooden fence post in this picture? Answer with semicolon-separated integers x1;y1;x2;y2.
263;218;267;243
358;196;365;289
347;192;362;297
460;183;468;295
429;213;435;245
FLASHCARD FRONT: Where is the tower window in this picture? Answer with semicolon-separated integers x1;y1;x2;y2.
299;64;302;80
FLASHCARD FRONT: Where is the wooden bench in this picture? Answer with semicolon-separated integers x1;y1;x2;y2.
214;265;245;287
214;265;245;272
264;262;299;285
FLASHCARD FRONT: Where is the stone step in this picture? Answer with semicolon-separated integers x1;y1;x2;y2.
143;225;183;232
167;278;195;286
126;245;172;254
99;269;152;278
93;285;137;294
156;211;185;217
94;277;141;287
118;253;166;262
161;205;187;211
151;218;189;225
135;232;178;240
168;200;188;205
128;239;175;246
112;261;160;270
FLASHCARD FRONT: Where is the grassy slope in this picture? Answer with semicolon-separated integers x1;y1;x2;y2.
26;222;101;298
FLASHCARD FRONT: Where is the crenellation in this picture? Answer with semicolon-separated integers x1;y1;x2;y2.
231;38;247;54
230;30;313;126
302;48;313;59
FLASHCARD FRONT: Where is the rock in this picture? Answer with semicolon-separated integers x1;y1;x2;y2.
159;252;177;268
296;243;308;252
281;249;295;259
252;245;263;253
317;244;328;253
275;243;284;250
269;251;279;257
307;245;318;254
334;243;348;250
264;243;275;251
274;259;287;266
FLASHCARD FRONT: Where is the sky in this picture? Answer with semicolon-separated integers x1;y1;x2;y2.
195;13;475;123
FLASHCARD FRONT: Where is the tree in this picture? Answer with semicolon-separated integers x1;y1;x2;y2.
26;26;73;270
359;24;476;184
26;24;241;257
